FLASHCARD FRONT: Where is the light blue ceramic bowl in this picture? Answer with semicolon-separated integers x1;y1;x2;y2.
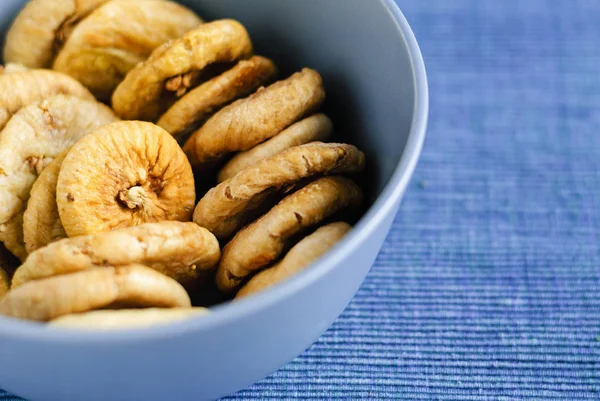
0;1;427;400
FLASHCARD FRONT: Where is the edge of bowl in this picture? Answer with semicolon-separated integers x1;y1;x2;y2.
0;0;429;343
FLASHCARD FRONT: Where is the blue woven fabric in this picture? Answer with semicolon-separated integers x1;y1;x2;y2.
2;0;600;399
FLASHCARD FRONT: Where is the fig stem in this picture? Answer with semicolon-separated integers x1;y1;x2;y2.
118;186;148;209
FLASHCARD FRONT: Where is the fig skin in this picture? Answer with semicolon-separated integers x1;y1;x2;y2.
0;95;119;260
236;222;351;299
3;0;111;68
23;149;70;254
216;177;362;293
217;113;333;183
13;221;220;288
49;307;208;330
183;68;325;168
56;121;196;238
157;55;277;138
112;19;253;122
193;142;365;240
53;0;203;101
0;264;191;322
0;69;95;132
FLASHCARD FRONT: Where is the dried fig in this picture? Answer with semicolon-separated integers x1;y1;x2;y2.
194;142;365;240
0;69;95;132
3;0;111;68
112;19;253;121
157;56;277;138
0;267;8;298
0;95;119;260
183;68;325;167
0;264;191;321
236;222;351;298
216;177;363;292
0;63;29;74
56;121;195;238
54;0;202;101
49;307;208;330
13;221;219;288
217;114;333;182
23;149;70;254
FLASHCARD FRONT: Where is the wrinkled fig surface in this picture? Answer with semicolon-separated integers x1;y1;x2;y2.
218;114;333;182
0;95;118;260
0;264;191;321
54;0;202;101
194;142;365;240
3;0;110;68
0;267;8;298
49;307;208;330
23;149;70;254
0;69;95;132
236;222;351;298
112;19;253;121
13;221;219;288
217;177;363;292
184;68;325;167
157;55;276;138
56;121;195;238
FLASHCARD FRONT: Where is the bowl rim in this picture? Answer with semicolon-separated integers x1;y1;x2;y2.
0;0;429;343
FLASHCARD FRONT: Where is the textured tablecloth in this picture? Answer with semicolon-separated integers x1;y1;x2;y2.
2;0;600;400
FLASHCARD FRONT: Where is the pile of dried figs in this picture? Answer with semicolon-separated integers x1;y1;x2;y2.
0;0;366;330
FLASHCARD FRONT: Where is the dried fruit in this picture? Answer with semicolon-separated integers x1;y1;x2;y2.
0;95;119;260
3;0;110;68
23;149;70;254
0;267;8;298
49;307;208;330
54;0;202;101
56;121;195;238
194;142;365;240
0;63;29;74
216;177;362;292
0;69;94;131
236;222;351;298
184;68;325;167
0;264;191;321
157;56;277;138
12;221;219;288
217;114;333;182
112;19;253;121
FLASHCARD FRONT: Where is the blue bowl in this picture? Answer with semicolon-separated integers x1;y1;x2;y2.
0;1;427;400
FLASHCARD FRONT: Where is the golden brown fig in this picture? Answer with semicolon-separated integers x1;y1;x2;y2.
0;69;95;132
112;19;253;121
194;142;365;240
0;267;8;298
23;149;70;254
49;307;208;330
183;68;325;167
56;121;195;238
216;177;362;292
0;63;29;74
0;95;119;260
53;0;202;101
13;221;220;288
3;0;111;68
236;222;351;298
0;264;191;321
157;56;277;138
217;114;333;182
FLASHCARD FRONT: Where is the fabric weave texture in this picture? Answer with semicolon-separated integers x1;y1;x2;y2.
2;0;600;399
